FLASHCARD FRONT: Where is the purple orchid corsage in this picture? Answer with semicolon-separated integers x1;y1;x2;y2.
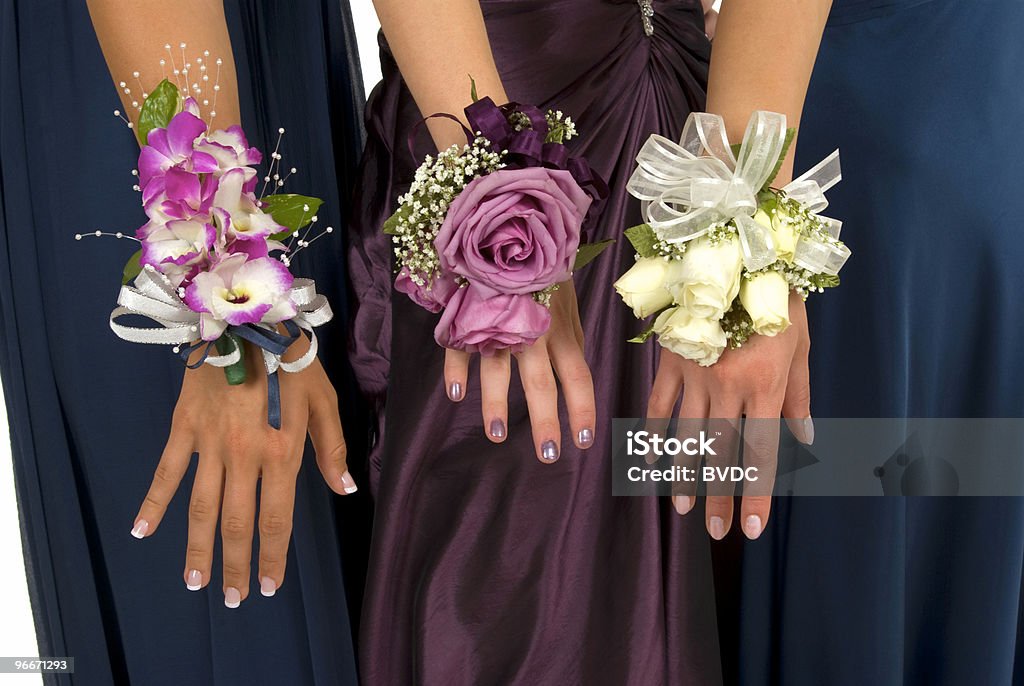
90;55;333;429
385;94;612;355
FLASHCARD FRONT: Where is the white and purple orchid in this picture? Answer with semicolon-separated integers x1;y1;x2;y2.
183;254;297;341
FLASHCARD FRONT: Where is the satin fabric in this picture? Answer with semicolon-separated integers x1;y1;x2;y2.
349;1;722;683
729;1;1024;684
0;1;365;683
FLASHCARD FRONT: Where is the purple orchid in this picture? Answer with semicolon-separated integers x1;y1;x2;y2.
138;110;219;190
211;168;283;243
195;125;263;174
139;218;216;286
183;253;297;341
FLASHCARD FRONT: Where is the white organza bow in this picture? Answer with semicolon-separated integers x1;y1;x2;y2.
627;110;848;274
109;266;333;375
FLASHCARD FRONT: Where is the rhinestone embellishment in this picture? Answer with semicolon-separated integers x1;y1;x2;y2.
638;0;655;36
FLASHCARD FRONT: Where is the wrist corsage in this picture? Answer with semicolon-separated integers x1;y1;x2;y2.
384;92;611;355
615;110;850;366
86;48;333;428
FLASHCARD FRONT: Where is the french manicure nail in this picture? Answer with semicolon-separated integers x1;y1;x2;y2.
448;381;463;401
672;495;693;515
541;440;559;461
186;569;202;591
744;515;763;539
341;470;358;494
224;587;241;609
130;519;149;539
260;576;277;597
577;428;594;447
803;417;815;445
708;516;726;540
489;418;506;440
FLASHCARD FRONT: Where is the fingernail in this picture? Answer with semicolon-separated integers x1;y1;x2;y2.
541;440;559;462
803;417;815;445
577;428;594;447
448;381;463;402
224;587;241;609
186;569;202;591
260;576;277;597
130;519;149;539
489;418;506;440
744;514;763;539
672;495;693;515
341;470;358;494
708;516;726;540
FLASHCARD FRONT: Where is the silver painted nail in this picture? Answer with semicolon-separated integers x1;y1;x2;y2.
448;381;463;401
541;440;559;461
489;419;506;439
577;428;594;447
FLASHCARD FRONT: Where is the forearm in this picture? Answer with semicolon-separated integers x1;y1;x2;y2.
86;0;241;130
706;0;832;184
373;0;506;150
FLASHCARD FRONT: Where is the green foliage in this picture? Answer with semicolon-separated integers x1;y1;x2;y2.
382;203;413;236
764;127;797;190
628;324;657;344
215;333;247;385
624;224;659;259
136;79;180;146
809;272;840;290
121;249;142;285
262;194;323;241
470;75;479;103
573;239;614;271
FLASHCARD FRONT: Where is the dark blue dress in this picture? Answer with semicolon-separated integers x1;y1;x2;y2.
0;2;366;684
734;1;1024;683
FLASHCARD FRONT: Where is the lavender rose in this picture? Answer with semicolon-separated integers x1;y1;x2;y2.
435;168;591;296
394;267;459;314
434;285;552;356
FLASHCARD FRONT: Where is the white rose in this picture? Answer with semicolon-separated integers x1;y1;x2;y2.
614;257;684;318
753;207;797;263
653;307;727;367
739;270;791;336
669;236;743;320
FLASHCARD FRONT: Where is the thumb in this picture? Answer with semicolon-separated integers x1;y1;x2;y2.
782;347;813;445
309;390;357;495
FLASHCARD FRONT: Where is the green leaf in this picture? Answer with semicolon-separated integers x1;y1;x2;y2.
262;194;323;241
215;334;247;386
121;248;142;285
628;324;658;344
470;75;479;103
730;142;743;159
624;223;659;259
136;79;180;146
764;127;797;190
573;239;614;270
381;203;412;236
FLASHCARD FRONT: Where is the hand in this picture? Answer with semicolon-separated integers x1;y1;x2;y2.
443;282;596;462
129;338;356;607
647;291;813;539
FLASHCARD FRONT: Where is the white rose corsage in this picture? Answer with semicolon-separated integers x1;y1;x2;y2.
615;110;850;366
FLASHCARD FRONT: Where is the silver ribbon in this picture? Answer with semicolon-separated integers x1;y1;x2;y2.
110;265;333;372
628;110;848;274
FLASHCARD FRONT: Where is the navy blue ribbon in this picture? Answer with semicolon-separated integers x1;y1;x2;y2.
176;320;301;430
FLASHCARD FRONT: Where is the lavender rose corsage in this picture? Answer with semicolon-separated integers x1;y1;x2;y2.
384;94;611;355
89;49;334;428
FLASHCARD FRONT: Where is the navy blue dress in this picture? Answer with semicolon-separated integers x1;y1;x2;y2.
733;1;1024;683
0;2;366;684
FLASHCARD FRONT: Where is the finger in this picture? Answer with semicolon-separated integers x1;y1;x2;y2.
309;387;356;495
647;354;683;420
444;348;470;402
741;396;784;540
221;465;258;608
257;459;300;598
515;342;561;463
549;336;596;449
782;344;814;445
133;421;194;539
480;349;511;442
183;450;224;592
705;399;743;540
671;380;711;511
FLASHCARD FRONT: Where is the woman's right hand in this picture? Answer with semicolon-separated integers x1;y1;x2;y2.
129;340;356;608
